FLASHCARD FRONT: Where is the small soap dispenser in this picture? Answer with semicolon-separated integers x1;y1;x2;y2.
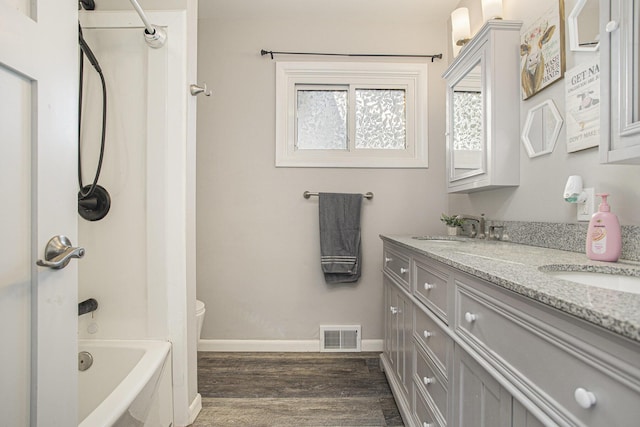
586;193;622;262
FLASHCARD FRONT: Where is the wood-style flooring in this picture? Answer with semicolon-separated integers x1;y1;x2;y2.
193;352;404;427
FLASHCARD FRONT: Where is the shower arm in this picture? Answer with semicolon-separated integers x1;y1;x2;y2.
128;0;154;34
128;0;167;48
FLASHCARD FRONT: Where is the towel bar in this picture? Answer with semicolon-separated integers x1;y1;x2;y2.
303;191;373;199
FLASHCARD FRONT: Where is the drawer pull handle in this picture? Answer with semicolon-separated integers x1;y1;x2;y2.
385;256;393;263
424;283;434;290
423;422;434;427
464;312;477;323
423;376;435;385
400;267;408;274
423;330;433;338
574;387;597;409
390;306;398;315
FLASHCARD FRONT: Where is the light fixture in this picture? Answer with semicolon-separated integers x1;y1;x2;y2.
451;7;471;47
481;0;503;21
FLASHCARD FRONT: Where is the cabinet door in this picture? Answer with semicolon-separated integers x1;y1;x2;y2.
385;278;401;382
600;0;640;163
453;346;511;427
512;399;546;427
385;277;412;396
384;279;394;364
394;286;412;395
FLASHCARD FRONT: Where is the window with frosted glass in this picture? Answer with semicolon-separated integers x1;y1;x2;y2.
355;89;406;149
296;89;348;150
275;61;427;167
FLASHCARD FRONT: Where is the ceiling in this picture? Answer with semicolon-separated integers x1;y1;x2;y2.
198;0;461;22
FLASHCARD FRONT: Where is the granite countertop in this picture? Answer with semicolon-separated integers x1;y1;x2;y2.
380;234;640;343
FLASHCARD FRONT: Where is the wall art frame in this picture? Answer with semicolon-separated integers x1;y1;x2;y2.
565;61;600;152
520;0;566;100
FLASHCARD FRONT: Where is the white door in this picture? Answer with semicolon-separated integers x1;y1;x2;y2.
0;1;79;425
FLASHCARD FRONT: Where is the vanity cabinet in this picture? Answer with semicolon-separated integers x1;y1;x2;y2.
599;0;640;163
380;239;640;427
442;20;522;193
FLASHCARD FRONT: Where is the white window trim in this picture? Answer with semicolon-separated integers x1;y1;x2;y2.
275;61;429;168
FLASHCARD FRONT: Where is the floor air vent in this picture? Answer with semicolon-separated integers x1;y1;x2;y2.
320;325;361;352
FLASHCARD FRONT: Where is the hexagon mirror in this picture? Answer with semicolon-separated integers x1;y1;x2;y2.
522;100;563;158
568;0;600;52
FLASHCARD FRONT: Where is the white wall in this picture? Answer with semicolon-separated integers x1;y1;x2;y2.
196;0;454;344
448;0;640;225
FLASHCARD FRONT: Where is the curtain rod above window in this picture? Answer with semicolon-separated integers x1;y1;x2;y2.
260;49;443;62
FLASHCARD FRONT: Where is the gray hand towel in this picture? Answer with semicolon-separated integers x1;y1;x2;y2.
319;193;363;284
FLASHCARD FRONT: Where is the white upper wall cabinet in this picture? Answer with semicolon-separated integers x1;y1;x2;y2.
600;0;640;164
443;20;522;193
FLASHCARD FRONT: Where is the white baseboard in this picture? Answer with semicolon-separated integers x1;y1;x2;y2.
187;393;202;425
198;339;384;352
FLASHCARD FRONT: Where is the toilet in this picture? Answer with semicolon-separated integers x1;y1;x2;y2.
195;299;206;342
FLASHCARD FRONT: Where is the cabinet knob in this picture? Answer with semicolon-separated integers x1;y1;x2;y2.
390;306;398;315
464;312;477;323
423;376;435;385
574;387;597;409
423;330;433;339
400;267;408;274
385;256;393;263
423;422;434;427
424;282;434;290
605;20;619;33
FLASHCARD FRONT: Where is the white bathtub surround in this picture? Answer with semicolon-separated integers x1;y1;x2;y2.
78;340;172;427
78;3;199;426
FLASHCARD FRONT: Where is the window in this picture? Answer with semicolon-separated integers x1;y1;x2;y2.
275;62;428;168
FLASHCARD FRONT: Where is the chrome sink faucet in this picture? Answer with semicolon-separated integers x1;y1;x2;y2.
458;214;486;239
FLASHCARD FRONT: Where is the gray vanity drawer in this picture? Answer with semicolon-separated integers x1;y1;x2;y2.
383;245;410;290
414;382;443;427
413;257;449;323
414;306;450;377
456;282;640;427
415;344;447;424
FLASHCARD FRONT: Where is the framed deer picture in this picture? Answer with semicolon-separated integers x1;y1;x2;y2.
520;0;566;100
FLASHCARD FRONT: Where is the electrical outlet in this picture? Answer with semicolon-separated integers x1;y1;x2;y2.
577;188;595;221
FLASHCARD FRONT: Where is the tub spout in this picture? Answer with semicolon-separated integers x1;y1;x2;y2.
79;298;98;316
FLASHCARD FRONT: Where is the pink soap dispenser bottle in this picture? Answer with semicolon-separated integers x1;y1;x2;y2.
586;193;622;262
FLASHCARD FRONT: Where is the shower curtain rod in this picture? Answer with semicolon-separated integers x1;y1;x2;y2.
261;49;443;62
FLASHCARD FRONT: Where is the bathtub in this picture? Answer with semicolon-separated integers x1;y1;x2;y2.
78;340;173;427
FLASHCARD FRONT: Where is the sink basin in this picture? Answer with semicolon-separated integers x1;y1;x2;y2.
541;268;640;294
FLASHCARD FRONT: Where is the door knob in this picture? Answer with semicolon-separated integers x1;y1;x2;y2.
36;235;85;269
